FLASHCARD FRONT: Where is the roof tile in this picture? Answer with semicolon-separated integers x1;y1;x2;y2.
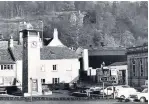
11;45;78;60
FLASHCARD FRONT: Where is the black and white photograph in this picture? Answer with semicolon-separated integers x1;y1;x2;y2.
0;1;148;104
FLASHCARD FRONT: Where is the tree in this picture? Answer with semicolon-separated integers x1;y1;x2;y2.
121;30;135;47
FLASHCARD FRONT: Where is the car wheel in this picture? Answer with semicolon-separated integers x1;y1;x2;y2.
120;95;125;99
140;97;146;103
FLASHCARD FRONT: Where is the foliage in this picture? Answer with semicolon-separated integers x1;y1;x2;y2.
0;1;147;48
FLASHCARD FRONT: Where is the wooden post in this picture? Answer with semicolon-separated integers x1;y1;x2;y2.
113;83;115;99
102;82;104;98
30;78;32;102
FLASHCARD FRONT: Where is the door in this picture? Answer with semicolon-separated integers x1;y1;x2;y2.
32;79;38;92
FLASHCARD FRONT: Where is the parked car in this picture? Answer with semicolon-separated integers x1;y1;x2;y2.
71;90;89;97
89;86;102;91
129;88;148;102
115;87;138;99
100;85;130;96
141;80;148;88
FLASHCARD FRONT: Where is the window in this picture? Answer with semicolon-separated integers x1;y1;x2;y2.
0;64;13;70
52;78;59;84
41;79;45;84
11;65;13;69
140;59;143;76
132;59;136;76
41;65;45;72
7;65;10;69
1;65;3;70
53;65;57;71
4;65;7;69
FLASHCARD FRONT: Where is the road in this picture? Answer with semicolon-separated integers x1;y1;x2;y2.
0;100;147;104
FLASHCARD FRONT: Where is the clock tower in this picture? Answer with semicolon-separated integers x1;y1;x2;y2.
22;29;42;96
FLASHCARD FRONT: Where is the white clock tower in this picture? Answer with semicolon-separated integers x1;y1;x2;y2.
22;29;42;96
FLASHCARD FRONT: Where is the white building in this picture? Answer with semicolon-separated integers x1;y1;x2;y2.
0;28;80;96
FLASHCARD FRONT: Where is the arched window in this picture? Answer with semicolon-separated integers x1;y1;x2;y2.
132;59;136;76
140;59;143;76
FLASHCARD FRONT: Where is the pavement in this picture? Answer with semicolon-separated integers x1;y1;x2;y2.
0;100;147;104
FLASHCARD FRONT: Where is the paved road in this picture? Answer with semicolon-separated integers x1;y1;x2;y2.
0;101;147;104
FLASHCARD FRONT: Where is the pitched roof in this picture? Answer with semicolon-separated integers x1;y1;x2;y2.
109;61;127;66
0;60;15;64
0;41;18;49
11;45;78;60
0;41;8;49
0;49;14;62
11;45;23;60
88;47;126;56
40;46;78;60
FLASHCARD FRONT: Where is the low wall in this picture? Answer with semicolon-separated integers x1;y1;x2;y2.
0;96;114;101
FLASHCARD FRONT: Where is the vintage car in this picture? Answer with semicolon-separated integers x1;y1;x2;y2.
129;88;148;102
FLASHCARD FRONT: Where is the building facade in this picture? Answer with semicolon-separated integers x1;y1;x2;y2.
0;61;16;86
127;44;148;87
0;28;80;96
96;61;128;85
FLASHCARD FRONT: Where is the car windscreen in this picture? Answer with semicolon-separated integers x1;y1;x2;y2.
142;89;148;93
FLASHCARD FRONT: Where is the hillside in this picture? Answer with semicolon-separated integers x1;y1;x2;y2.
0;1;148;48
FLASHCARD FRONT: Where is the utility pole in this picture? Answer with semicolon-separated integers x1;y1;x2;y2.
102;81;104;98
40;20;44;46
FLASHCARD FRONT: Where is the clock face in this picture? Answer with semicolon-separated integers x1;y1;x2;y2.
31;41;37;48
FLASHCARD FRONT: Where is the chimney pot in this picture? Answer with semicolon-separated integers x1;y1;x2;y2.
9;36;13;48
53;28;58;39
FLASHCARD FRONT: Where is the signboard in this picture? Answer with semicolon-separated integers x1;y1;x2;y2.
87;68;96;76
100;77;108;82
111;68;117;76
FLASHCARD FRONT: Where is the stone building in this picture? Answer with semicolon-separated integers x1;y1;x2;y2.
127;44;148;87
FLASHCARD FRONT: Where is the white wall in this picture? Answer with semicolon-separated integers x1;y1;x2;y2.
0;64;16;86
40;59;80;84
16;60;22;85
15;58;80;87
83;49;89;71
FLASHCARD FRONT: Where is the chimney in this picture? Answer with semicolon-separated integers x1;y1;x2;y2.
8;36;13;48
39;38;42;48
83;49;89;71
53;28;58;39
19;31;23;45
